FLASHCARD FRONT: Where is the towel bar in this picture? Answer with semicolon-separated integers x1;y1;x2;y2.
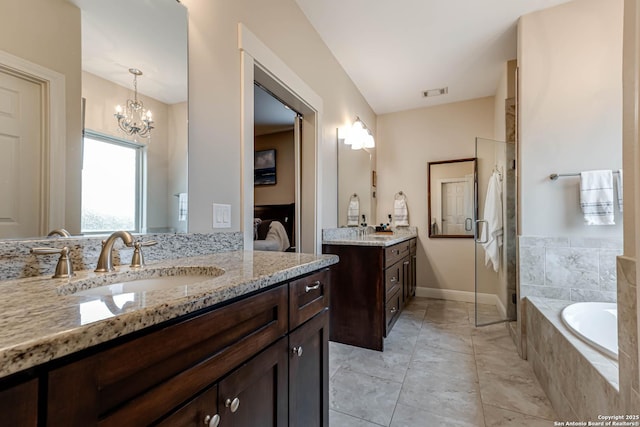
550;171;620;181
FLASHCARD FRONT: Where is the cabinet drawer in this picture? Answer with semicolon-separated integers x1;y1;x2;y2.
290;269;330;329
48;284;288;426
385;289;402;336
384;262;402;299
385;241;410;267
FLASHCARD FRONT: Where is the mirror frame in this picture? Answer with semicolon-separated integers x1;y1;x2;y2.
427;157;477;239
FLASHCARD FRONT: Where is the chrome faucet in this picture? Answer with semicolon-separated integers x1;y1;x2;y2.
47;228;71;238
95;231;135;272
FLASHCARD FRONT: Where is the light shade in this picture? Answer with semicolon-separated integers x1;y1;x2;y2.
344;118;374;150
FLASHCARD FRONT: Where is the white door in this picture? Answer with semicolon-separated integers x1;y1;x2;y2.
0;70;43;238
442;181;466;234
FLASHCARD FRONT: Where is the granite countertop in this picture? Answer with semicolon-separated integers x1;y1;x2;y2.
0;250;338;379
322;228;417;247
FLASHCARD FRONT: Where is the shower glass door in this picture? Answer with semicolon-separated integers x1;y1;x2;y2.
474;137;517;326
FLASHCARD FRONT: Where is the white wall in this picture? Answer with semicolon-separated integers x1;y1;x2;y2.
518;0;624;237
182;0;375;236
377;97;495;293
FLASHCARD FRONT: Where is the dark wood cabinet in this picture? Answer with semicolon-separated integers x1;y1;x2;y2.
218;337;288;427
0;377;38;427
323;237;416;351
289;309;329;427
22;267;332;426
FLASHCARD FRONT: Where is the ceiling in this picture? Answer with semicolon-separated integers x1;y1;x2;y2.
254;85;297;136
69;0;188;105
293;0;574;114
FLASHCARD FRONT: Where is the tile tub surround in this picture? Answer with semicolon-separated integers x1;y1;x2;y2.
525;297;624;420
322;226;417;247
519;235;623;302
616;256;640;412
0;232;243;281
0;250;338;379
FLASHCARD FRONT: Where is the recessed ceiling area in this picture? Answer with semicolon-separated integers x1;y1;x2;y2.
254;85;297;136
293;0;574;114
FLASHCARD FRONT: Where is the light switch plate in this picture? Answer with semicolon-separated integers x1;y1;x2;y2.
212;203;231;228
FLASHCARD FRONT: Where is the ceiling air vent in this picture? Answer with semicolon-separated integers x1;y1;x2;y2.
422;87;448;98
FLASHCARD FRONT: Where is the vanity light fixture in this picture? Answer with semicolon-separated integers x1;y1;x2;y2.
343;117;375;150
114;68;154;140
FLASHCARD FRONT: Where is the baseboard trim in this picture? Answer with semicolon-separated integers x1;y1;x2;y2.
415;287;507;318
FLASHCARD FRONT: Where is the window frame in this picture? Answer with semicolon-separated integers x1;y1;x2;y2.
81;130;147;234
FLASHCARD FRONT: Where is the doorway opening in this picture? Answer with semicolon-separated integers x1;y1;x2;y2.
239;23;323;254
253;83;298;252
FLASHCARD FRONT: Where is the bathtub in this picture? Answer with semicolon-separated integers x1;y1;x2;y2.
561;302;618;360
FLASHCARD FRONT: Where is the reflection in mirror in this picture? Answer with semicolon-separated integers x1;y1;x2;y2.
337;131;375;227
428;158;476;238
0;0;188;240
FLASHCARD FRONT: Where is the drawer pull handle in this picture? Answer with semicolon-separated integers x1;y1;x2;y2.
305;281;321;292
390;307;397;313
204;414;220;427
403;261;410;265
225;397;240;413
292;346;304;357
390;277;397;283
393;249;400;255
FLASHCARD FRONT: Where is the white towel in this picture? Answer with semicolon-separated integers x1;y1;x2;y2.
393;194;409;226
178;193;188;221
264;220;290;251
481;172;503;272
580;170;614;225
616;169;623;212
347;196;360;226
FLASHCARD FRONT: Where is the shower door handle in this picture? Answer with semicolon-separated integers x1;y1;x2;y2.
465;218;472;231
475;220;488;244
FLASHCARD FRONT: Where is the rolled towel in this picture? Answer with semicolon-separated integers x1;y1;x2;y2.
347;195;359;226
394;194;409;226
580;170;614;225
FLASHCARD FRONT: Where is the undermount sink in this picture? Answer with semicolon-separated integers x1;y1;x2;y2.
71;266;224;297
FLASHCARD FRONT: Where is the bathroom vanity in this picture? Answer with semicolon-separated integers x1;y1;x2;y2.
0;250;336;426
322;229;417;351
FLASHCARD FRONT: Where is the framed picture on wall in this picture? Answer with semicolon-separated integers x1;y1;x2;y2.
254;149;277;185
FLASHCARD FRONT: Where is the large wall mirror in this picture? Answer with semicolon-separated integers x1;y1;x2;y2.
337;133;375;227
428;158;476;238
0;0;188;240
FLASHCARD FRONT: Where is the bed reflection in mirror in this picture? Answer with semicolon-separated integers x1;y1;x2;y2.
427;158;476;238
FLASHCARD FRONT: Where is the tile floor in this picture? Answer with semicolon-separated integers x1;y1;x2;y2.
329;297;558;426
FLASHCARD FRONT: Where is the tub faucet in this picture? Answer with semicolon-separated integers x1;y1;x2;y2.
95;231;135;272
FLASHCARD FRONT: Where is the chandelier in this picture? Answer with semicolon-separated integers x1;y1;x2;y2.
114;68;154;140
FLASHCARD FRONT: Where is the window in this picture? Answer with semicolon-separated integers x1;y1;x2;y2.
81;131;145;233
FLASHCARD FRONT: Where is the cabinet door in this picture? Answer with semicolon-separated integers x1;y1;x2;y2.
155;385;218;427
402;256;410;307
0;378;38;427
218;337;288;427
289;309;329;427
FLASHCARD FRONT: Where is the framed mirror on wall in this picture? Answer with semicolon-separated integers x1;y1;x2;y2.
428;158;477;238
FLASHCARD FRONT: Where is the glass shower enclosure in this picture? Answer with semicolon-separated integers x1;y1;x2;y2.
474;137;517;326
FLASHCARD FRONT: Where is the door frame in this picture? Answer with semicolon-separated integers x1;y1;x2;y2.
0;49;66;233
238;24;323;253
